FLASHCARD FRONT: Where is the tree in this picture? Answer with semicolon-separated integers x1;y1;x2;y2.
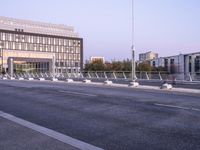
122;59;132;71
111;61;123;71
136;62;152;72
84;60;105;71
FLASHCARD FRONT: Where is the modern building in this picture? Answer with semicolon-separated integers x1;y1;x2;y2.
150;54;185;73
139;51;158;61
149;52;200;79
0;16;83;74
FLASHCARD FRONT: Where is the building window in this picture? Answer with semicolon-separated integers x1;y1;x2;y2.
189;56;192;73
195;56;200;73
152;61;156;67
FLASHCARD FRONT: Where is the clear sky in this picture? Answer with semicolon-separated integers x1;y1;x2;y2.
0;0;200;61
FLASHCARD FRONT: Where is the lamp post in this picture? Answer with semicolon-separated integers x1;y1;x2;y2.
129;0;139;87
0;48;3;74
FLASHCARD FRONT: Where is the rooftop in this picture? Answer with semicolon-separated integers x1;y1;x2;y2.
0;16;79;37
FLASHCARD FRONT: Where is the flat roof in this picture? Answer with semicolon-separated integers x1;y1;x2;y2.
0;16;79;38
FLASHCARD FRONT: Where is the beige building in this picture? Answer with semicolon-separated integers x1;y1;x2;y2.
0;16;83;74
139;51;158;61
90;56;105;63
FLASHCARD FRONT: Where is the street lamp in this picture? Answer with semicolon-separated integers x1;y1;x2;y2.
129;0;139;87
0;47;3;74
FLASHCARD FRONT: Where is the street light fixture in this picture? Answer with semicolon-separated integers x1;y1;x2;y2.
129;0;139;87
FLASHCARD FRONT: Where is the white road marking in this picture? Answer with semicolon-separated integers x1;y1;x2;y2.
154;103;200;112
59;90;97;97
0;110;104;150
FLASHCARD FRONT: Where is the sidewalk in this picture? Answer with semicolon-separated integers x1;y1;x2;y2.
0;117;79;150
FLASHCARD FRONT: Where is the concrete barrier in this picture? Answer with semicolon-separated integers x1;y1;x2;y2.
129;81;139;87
104;80;113;85
51;78;58;81
28;78;34;81
2;77;7;80
66;79;74;83
18;77;24;80
39;78;45;81
161;83;173;90
10;77;15;80
83;79;91;83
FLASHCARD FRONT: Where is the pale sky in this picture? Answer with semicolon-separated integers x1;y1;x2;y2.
0;0;200;61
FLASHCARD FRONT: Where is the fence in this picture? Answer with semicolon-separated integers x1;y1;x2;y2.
0;71;200;82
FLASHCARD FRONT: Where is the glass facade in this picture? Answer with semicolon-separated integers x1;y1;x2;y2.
0;30;83;73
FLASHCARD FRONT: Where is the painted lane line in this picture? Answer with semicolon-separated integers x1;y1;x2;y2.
0;111;104;150
59;90;97;97
154;103;200;112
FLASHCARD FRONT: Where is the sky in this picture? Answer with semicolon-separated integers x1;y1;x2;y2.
0;0;200;61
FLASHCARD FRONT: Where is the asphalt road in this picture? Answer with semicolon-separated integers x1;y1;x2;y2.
0;80;200;150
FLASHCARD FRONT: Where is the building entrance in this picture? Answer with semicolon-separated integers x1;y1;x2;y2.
14;61;50;73
8;57;54;77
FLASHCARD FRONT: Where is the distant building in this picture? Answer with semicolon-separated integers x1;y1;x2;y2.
150;54;185;73
139;51;158;61
90;56;105;63
150;52;200;79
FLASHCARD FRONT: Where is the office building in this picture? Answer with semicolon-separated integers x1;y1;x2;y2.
0;16;83;74
139;51;158;61
150;52;200;79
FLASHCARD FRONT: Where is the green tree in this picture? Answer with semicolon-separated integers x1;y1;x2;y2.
84;60;106;71
122;59;131;71
136;62;152;72
111;61;123;71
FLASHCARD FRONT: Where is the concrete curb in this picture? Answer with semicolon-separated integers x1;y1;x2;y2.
0;79;199;95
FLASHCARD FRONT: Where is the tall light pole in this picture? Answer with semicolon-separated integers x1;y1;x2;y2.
130;0;139;87
0;48;3;74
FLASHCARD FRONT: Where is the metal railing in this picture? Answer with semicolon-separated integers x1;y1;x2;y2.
0;71;200;82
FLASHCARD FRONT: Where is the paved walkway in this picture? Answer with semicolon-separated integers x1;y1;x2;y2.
0;116;79;150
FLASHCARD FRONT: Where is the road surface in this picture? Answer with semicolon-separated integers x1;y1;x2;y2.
0;80;200;150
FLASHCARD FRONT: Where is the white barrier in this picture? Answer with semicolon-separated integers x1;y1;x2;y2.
83;79;91;83
161;83;173;90
129;81;139;87
39;78;45;81
51;78;58;81
28;78;34;81
104;80;113;85
66;79;74;83
18;77;24;80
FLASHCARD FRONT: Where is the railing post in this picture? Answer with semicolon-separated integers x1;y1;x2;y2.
123;72;127;79
88;72;92;78
95;72;99;78
113;72;117;79
66;72;70;78
80;72;84;78
104;72;108;79
159;72;163;80
189;73;193;82
146;72;149;80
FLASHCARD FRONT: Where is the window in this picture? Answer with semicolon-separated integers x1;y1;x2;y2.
189;56;192;73
2;33;5;40
195;56;200;73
